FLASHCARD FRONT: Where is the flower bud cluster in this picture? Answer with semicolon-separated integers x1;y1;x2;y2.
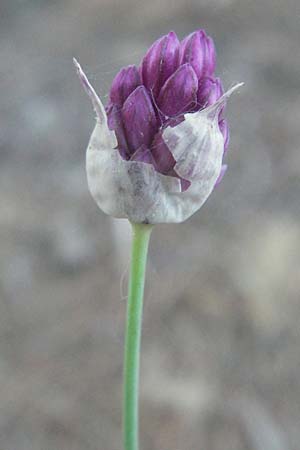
74;30;242;223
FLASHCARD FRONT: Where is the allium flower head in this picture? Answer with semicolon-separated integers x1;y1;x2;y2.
74;30;242;224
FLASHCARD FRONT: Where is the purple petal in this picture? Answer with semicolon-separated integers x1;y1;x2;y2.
215;164;227;186
157;63;198;117
180;30;216;80
197;77;223;108
109;65;141;107
140;31;180;97
219;119;230;152
151;132;176;174
121;86;158;153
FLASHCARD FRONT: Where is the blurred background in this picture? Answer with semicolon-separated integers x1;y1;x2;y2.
1;0;300;449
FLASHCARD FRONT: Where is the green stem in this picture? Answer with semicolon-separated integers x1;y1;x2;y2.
123;222;153;450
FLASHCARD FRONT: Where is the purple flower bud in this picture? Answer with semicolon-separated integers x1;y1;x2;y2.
197;76;223;108
179;30;216;80
121;86;157;153
106;104;129;155
74;30;243;224
157;63;198;117
106;65;142;157
141;31;180;98
151;132;176;174
109;65;141;107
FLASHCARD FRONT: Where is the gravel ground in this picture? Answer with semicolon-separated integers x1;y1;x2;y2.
0;0;300;449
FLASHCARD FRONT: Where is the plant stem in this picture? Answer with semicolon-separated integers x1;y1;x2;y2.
123;222;153;450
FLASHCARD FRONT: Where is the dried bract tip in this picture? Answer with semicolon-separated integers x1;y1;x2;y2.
205;82;244;120
73;58;107;124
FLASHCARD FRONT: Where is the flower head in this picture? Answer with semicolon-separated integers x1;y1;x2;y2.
74;30;242;224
